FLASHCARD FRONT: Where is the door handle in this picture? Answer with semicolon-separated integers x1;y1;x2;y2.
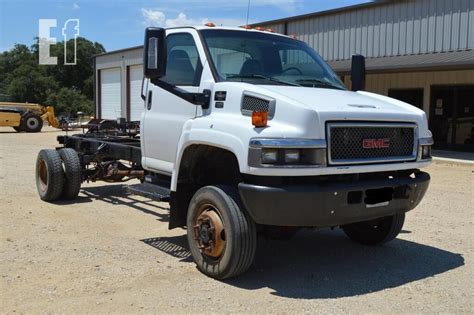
147;91;152;110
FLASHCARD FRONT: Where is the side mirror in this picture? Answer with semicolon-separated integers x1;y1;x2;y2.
351;54;365;92
144;27;166;79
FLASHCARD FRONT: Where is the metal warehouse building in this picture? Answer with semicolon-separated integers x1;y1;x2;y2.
94;0;474;151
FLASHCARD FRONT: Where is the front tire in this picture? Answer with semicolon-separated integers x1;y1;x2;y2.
342;213;405;245
186;185;257;279
23;113;43;132
36;149;65;201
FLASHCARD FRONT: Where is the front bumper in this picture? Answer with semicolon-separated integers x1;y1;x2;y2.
238;171;430;227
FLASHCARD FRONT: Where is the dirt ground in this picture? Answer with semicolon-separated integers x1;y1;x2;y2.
0;126;473;313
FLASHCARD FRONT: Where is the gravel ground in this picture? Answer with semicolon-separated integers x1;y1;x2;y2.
0;126;473;313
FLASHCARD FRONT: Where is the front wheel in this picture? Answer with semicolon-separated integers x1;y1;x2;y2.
342;213;405;245
186;185;257;279
23;113;43;132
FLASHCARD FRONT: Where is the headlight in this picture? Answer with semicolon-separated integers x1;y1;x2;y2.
261;149;279;164
249;138;327;167
284;149;300;163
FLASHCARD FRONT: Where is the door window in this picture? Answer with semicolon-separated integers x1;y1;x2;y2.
162;33;202;86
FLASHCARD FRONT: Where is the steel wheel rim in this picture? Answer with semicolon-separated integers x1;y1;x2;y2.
38;159;48;191
192;203;226;259
27;117;39;129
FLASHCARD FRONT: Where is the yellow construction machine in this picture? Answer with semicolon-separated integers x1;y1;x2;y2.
0;102;60;132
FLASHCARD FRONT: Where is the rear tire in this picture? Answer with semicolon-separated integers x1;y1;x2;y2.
58;148;82;199
36;149;65;201
13;126;23;132
23;113;43;132
342;213;405;245
187;185;257;279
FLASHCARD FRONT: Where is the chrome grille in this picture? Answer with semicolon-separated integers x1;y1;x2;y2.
327;123;417;165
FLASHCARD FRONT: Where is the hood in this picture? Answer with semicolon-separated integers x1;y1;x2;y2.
252;85;430;139
258;86;423;119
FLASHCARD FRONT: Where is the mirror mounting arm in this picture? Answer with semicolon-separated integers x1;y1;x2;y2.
190;89;211;109
152;79;211;109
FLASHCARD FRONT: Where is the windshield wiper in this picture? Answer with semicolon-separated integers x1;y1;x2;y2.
295;79;344;90
227;74;300;86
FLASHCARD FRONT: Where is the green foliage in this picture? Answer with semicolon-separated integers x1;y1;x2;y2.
0;37;105;116
46;87;93;116
5;64;58;104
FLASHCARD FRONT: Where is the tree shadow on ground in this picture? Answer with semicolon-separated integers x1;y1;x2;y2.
144;230;464;299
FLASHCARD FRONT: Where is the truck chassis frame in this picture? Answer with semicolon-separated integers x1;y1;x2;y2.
58;120;145;183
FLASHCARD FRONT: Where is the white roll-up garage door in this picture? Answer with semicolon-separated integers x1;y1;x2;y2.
100;68;121;119
129;65;144;121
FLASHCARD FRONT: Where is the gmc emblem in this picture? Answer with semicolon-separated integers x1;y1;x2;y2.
363;138;390;149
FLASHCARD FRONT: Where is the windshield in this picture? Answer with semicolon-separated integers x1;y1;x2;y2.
200;29;346;90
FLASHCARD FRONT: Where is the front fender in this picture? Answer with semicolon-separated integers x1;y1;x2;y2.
171;125;248;191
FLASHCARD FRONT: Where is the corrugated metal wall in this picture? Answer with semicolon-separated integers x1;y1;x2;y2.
262;0;474;61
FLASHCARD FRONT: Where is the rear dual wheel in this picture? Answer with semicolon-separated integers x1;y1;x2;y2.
187;186;257;279
36;149;64;201
58;148;82;199
35;148;82;201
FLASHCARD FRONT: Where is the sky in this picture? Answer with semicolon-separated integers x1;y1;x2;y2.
0;0;372;53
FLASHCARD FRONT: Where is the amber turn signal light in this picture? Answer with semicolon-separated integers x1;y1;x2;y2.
252;111;268;128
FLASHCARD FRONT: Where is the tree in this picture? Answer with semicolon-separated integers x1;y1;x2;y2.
46;87;93;116
41;37;105;99
5;64;58;104
0;44;35;93
0;37;105;115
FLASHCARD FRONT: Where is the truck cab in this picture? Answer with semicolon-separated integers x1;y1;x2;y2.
137;25;432;278
37;25;432;280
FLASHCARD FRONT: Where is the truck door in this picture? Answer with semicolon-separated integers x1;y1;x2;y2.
142;31;204;174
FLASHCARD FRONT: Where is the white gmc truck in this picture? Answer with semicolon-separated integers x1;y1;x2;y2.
35;26;432;279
